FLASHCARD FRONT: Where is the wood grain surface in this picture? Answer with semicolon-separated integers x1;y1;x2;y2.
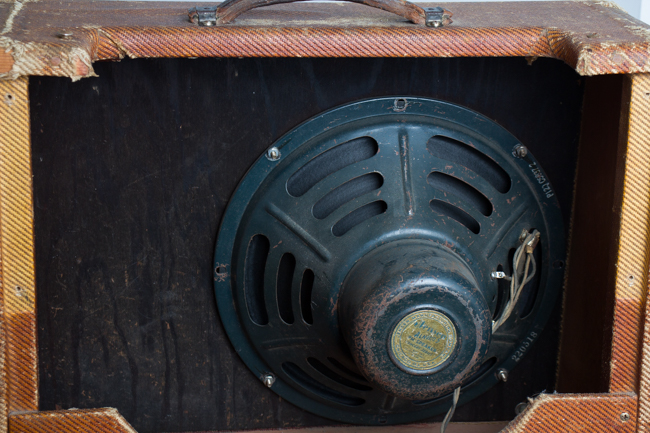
30;56;582;433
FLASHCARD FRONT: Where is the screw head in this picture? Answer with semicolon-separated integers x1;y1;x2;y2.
515;402;528;415
56;30;73;39
263;373;276;388
497;368;508;382
266;147;281;161
620;412;630;422
513;144;528;158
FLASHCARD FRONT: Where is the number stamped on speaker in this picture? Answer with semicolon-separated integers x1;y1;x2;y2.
511;331;538;363
528;162;555;199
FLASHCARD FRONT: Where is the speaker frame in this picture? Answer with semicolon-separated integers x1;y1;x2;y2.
0;1;650;432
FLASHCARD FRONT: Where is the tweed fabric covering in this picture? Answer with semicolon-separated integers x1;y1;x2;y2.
0;1;650;80
94;25;556;59
632;76;650;433
9;411;507;433
500;393;637;433
0;77;37;433
639;274;650;432
609;74;650;393
0;4;646;432
8;408;137;433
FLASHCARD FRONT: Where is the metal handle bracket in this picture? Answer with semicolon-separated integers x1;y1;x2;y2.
189;6;218;26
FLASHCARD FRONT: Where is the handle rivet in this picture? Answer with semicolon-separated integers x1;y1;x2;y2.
56;30;73;39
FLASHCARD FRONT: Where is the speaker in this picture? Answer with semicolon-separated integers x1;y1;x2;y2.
0;1;649;433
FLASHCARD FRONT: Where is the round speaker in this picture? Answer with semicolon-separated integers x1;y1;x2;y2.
213;97;565;424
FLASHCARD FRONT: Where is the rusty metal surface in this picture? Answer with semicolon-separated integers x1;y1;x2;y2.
609;74;650;394
8;408;137;433
0;77;37;430
0;1;649;80
500;393;637;433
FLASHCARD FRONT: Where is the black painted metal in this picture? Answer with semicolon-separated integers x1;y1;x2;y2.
214;97;566;424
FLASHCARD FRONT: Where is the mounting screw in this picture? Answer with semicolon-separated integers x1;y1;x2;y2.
513;144;528;158
620;412;630;422
497;368;508;382
266;147;281;161
263;373;276;388
56;30;73;40
515;402;528;415
424;7;445;28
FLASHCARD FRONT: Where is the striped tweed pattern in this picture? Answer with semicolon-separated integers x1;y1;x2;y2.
610;74;650;393
0;77;37;432
9;409;137;433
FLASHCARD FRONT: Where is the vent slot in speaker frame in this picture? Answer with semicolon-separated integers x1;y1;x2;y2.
427;172;493;216
277;253;296;324
426;136;511;194
282;362;366;406
327;357;369;383
429;199;480;234
307;357;373;391
287;137;379;197
332;200;387;237
245;234;270;326
300;269;315;325
313;173;384;220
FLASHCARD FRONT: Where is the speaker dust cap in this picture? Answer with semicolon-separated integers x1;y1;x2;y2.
213;97;566;424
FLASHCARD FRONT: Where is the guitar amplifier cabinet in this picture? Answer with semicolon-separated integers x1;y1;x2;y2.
0;1;650;432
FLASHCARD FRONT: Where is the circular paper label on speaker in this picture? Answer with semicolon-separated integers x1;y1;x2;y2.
390;310;457;372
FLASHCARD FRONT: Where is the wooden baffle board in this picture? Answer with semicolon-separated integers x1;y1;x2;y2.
1;1;650;433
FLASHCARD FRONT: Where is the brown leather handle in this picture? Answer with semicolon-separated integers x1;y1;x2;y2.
195;0;452;25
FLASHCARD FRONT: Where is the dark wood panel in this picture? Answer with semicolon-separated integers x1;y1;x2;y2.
556;74;628;393
30;57;583;433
